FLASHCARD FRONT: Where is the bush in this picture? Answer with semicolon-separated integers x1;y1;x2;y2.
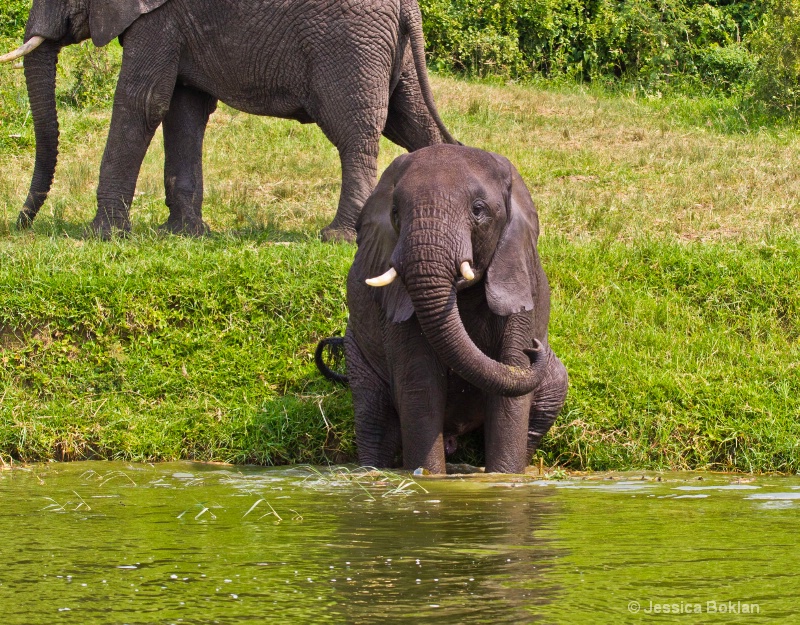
56;41;122;109
420;0;764;93
748;0;800;114
0;0;28;40
421;0;524;75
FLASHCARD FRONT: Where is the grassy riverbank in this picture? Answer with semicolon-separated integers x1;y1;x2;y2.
1;74;799;471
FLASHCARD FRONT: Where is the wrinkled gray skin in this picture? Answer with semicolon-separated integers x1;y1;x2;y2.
346;145;568;474
17;0;455;240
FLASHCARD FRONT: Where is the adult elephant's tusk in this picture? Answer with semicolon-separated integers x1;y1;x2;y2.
460;261;475;281
0;36;46;64
366;267;397;287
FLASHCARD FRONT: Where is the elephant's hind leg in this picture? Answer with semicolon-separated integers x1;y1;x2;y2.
161;86;218;236
314;80;389;243
345;331;401;468
383;63;445;152
319;125;383;244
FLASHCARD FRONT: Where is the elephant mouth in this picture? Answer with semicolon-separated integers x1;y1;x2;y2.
455;275;475;291
366;260;476;289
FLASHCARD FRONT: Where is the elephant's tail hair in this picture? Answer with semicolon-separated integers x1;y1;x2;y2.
315;337;349;386
401;0;459;146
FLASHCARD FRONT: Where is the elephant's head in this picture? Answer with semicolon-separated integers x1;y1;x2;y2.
355;144;545;397
0;0;169;228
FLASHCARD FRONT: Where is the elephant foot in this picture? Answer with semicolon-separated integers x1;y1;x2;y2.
89;213;132;240
320;224;356;244
15;211;34;230
158;216;210;237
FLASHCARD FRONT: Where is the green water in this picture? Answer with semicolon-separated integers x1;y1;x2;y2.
0;462;797;624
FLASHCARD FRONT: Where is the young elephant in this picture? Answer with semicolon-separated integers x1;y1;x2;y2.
344;145;568;474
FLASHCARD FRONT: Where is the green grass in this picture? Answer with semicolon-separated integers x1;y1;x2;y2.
0;235;354;465
0;61;799;471
545;237;800;472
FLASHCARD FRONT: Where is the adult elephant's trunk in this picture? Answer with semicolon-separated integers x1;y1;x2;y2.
401;229;541;397
18;39;61;229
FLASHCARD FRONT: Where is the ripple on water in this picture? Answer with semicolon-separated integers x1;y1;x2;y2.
747;492;800;500
1;463;799;624
674;484;761;491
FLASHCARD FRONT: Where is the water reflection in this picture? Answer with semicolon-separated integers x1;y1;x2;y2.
323;481;563;623
0;464;799;623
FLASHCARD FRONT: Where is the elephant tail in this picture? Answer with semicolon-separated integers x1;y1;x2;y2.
315;337;349;386
401;0;458;145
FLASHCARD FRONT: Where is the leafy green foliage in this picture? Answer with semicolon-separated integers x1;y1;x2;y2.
420;0;763;92
0;0;28;40
56;42;122;109
420;0;525;76
748;0;800;114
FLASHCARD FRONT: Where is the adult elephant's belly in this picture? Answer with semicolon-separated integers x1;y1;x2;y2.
178;74;314;124
222;89;314;124
177;52;315;124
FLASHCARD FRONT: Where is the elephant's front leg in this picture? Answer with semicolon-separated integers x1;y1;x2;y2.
92;45;178;238
386;321;449;473
484;313;536;473
345;330;402;468
161;85;218;236
484;394;534;474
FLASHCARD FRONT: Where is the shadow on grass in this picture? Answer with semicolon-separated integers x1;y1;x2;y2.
3;215;326;245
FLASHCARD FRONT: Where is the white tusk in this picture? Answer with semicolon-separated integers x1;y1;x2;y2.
365;267;397;287
460;261;475;281
0;36;46;64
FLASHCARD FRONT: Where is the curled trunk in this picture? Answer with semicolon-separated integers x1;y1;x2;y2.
18;40;61;228
402;234;541;397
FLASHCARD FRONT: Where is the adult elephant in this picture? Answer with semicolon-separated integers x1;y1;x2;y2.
340;145;568;473
1;0;456;241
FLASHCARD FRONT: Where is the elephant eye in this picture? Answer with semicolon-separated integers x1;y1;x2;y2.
390;206;400;232
471;199;489;220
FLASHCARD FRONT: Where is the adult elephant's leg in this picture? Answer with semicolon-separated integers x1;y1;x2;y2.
316;100;386;243
321;136;381;243
383;54;445;151
92;46;178;238
526;349;568;457
345;330;401;468
385;320;449;474
161;86;218;236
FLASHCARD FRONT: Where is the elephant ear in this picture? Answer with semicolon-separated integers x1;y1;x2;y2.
485;156;541;317
90;0;171;47
355;154;414;323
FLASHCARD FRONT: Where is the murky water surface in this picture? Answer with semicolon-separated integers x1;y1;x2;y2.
1;462;797;623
